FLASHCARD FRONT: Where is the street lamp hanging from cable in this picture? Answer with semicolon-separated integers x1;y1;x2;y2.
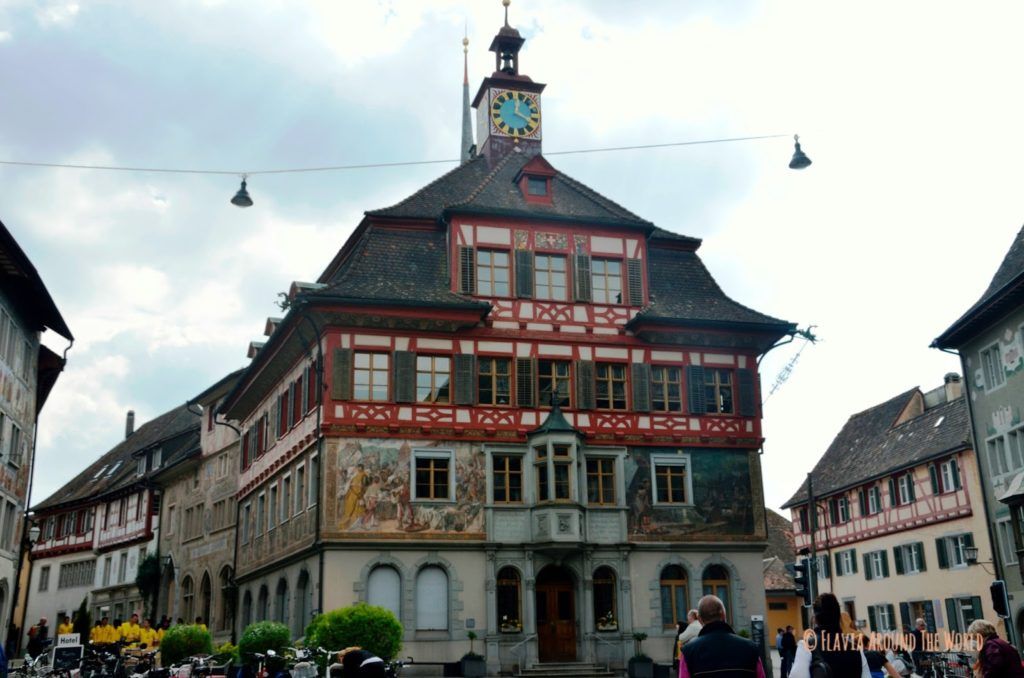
231;176;253;207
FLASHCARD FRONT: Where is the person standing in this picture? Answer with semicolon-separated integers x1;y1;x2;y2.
56;617;73;636
781;625;797;677
968;619;1024;678
679;610;703;648
26;617;48;658
678;596;766;678
788;594;870;678
910;618;929;678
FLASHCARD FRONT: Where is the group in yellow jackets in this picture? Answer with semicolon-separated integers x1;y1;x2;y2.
89;616;120;644
57;616;74;636
89;613;164;647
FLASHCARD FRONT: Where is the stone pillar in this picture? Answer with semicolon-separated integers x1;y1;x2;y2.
485;550;499;675
582;550;595;663
524;551;537;666
619;547;634;667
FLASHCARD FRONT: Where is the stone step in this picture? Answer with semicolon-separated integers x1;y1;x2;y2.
519;663;617;677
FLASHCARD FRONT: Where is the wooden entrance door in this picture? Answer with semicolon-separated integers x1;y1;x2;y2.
536;566;577;662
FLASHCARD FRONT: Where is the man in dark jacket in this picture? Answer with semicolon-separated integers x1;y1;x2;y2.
781;625;797;677
678;595;766;678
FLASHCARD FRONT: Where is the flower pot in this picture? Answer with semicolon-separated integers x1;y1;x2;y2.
461;656;487;678
628;656;654;678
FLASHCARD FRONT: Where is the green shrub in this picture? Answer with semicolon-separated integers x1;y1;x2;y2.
215;641;240;664
305;604;402;661
239;621;292;660
160;625;213;666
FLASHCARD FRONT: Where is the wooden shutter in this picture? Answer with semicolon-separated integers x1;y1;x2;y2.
631;363;652;412
858;490;867;516
331;348;352;400
964;532;975;550
686;365;707;414
867;605;877;632
922;601;935;632
945;598;959;632
899;602;911;630
893;546;904;575
952;458;962;489
916;542;927;571
929;464;940;494
515;250;534;298
575;360;596;410
737;368;756;417
888;477;897;505
863;554;872;580
833;552;842;576
828;499;838;525
393;351;416;403
626;258;644;306
453;354;476;405
516;358;536;408
936;538;949;569
881;551;890;577
907;473;916;501
458;246;475;294
820;556;830;578
969;596;983;625
850;549;858;573
573;254;592;302
272;395;281;439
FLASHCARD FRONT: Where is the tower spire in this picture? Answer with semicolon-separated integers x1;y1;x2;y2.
460;31;474;163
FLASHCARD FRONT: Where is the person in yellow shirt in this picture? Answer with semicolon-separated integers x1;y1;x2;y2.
57;616;73;636
137;619;159;648
194;617;207;633
90;617;118;644
118;613;141;645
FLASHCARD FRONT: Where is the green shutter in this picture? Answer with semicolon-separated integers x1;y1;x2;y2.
459;246;475;294
952;458;962;489
573;254;592;302
969;596;983;626
889;477;897;505
575;360;596;410
820;556;830;578
945;598;960;632
834;552;842;576
908;473;916;501
936;538;949;569
964;532;975;551
516;358;536;407
894;546;904;575
863;553;872;581
626;258;644;306
331;348;353;400
686;365;707;414
882;551;890;578
887;605;896;630
631;363;652;412
859;490;868;516
930;464;940;493
850;548;858;573
828;499;838;525
916;542;927;572
899;602;911;629
737;368;757;417
453;354;476;405
392;351;415;403
867;606;877;632
515;250;534;298
272;395;281;439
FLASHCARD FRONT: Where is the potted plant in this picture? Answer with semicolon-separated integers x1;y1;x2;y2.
627;632;653;678
499;615;522;633
596;611;618;632
461;631;486;678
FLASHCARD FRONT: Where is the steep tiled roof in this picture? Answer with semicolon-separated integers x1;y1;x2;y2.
630;246;793;329
33;404;200;511
765;509;796;563
0;218;72;340
935;224;1024;347
314;226;491;310
764;556;795;592
782;388;971;507
366;151;653;228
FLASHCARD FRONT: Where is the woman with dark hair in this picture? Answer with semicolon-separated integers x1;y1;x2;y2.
788;593;870;678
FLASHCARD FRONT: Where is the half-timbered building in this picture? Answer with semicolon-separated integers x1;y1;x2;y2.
783;375;998;635
220;13;794;672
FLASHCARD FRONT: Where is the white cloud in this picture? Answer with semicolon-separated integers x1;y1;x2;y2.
0;30;11;42
35;1;78;27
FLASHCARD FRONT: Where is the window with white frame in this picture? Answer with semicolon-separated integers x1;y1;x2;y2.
295;464;306;515
281;475;291;523
837;497;850;523
868;551;888;579
938;533;973;568
940;459;961;492
981;343;1005;390
102;556;112;587
412;449;454;501
256;494;266;535
898;473;914;504
415;565;449;630
837;549;856;576
241;503;251;544
896;543;924;574
268;485;278;530
38;565;50;592
868;486;882;514
367;566;402;619
988;436;1010;477
651;454;692;505
1006;428;1024;474
997;518;1019;565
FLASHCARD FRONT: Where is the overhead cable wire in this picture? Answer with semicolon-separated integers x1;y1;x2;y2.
0;133;790;177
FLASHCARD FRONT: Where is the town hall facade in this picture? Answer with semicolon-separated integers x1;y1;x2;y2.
219;13;794;672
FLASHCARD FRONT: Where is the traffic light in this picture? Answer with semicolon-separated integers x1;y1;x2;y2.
992;580;1010;618
793;558;813;607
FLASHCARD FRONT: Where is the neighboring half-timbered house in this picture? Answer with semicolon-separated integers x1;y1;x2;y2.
219;13;794;672
783;375;998;635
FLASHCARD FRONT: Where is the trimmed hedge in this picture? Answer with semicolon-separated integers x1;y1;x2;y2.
238;621;292;660
305;604;402;661
160;624;213;666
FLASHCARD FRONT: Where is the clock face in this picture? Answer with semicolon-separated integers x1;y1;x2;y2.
490;90;541;138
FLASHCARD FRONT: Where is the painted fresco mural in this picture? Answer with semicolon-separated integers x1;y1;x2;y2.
626;448;756;540
327;438;486;538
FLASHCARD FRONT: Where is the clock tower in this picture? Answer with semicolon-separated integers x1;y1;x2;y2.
471;1;546;163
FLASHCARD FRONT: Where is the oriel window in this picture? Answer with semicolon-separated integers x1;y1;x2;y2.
416;355;451;404
477;249;510;297
703;368;734;414
535;446;549;501
478;357;512;406
354;352;389;402
553;445;572;500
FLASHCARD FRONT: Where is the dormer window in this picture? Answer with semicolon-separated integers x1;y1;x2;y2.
527;177;548;196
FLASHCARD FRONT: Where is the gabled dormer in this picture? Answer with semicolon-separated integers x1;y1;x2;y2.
516;155;556;205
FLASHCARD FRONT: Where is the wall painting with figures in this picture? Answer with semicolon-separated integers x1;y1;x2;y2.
626;448;765;542
323;438;487;540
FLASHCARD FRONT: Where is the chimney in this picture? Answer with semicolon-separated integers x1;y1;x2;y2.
944;373;962;401
125;410;135;438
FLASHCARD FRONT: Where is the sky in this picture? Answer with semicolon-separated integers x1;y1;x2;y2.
2;0;1024;513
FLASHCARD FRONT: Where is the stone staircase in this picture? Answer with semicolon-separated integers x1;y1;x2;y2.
517;661;620;678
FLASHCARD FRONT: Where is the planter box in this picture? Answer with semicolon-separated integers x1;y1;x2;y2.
461;657;487;678
628;656;655;678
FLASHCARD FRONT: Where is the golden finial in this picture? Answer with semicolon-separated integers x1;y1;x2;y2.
503;0;510;26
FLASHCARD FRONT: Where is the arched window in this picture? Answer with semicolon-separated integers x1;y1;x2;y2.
295;571;310;636
702;565;730;618
367;566;401;619
415;566;449;630
496;567;521;632
219;567;234;632
593;567;617;631
659;565;688;628
275;578;290;627
199;572;212;626
257;585;269;620
242;590;252;628
181;575;195;621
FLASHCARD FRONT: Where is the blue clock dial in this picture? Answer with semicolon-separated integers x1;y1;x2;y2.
490;91;540;137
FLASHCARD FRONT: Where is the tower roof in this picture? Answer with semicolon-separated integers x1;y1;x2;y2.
528;395;582;437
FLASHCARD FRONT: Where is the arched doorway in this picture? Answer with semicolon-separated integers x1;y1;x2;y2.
535;565;576;662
